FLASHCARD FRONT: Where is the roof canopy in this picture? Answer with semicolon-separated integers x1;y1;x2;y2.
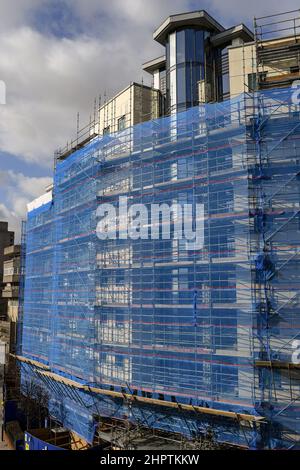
153;10;225;45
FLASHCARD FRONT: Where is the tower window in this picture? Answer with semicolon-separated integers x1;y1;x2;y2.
118;115;126;132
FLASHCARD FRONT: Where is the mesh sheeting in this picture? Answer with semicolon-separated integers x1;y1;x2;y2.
19;88;300;448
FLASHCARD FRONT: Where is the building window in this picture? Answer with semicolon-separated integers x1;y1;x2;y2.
176;29;185;64
166;28;206;112
118;115;126;132
222;73;230;96
103;126;110;135
248;73;257;92
159;69;167;96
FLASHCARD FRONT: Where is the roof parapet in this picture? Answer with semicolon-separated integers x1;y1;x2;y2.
211;24;254;47
153;10;225;45
143;55;166;74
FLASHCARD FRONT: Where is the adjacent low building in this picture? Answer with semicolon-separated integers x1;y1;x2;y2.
2;245;21;352
0;223;14;445
0;223;14;320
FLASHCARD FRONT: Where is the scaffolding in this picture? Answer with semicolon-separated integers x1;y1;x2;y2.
18;86;300;449
54;83;160;168
254;10;300;90
249;88;300;446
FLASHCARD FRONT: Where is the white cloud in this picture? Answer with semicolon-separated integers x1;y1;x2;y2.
0;0;193;237
208;0;300;26
1;0;298;169
0;0;191;169
0;0;40;32
0;27;139;167
0;202;20;241
0;0;299;237
0;170;52;240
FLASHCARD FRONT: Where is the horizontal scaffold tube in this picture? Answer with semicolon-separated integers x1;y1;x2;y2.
15;355;264;424
255;361;300;370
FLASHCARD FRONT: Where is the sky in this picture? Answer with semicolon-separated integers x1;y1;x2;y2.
0;0;299;240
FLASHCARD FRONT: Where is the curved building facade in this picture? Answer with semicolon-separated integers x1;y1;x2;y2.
166;28;210;113
144;10;254;113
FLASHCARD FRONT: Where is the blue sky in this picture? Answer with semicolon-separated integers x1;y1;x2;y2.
0;0;298;239
0;152;48;177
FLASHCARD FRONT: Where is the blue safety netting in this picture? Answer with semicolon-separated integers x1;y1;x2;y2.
19;87;300;448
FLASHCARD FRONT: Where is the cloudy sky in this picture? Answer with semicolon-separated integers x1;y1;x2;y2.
0;0;298;239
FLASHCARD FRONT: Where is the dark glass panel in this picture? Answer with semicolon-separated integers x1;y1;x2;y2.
185;29;195;62
195;30;205;62
176;30;185;64
176;64;186;105
186;65;192;104
159;69;167;96
166;41;170;69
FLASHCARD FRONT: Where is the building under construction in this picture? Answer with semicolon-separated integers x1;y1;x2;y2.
17;10;300;449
